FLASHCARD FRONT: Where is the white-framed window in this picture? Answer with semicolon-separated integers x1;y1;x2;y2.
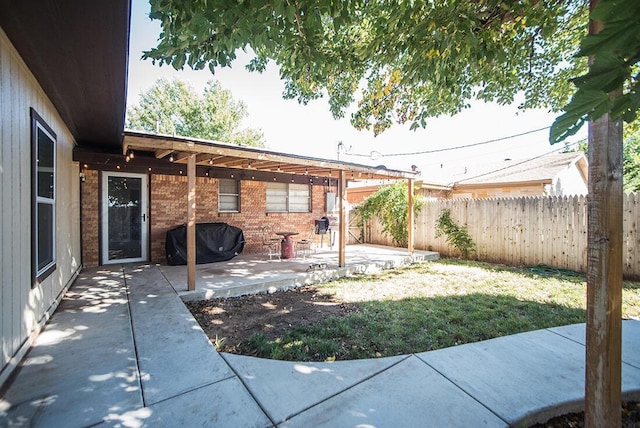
266;182;311;212
31;109;56;283
219;179;240;212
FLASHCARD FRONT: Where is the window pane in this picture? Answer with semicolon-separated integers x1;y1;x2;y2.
266;182;288;211
107;177;142;260
219;179;238;194
37;202;54;271
289;184;310;212
37;128;54;199
219;195;238;211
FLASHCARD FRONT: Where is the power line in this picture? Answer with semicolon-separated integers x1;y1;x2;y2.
346;126;551;159
454;140;584;185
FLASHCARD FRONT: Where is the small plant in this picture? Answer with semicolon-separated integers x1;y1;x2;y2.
435;209;476;259
213;335;226;351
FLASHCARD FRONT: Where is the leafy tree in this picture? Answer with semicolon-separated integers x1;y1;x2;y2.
356;181;423;248
143;0;588;135
127;77;264;146
143;2;636;423
550;0;640;144
623;122;640;192
569;122;640;192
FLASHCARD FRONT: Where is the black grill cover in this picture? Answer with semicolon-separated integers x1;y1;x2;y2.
165;222;245;265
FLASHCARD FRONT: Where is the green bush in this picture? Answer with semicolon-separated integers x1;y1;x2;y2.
356;181;423;247
435;209;476;258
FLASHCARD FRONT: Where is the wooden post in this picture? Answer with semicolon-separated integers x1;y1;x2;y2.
586;116;623;427
407;178;414;254
187;154;196;291
338;170;347;267
584;1;623;425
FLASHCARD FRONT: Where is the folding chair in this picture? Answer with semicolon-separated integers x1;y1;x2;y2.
261;226;280;260
296;229;315;259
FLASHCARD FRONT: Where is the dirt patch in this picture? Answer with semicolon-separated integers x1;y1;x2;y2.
185;286;357;354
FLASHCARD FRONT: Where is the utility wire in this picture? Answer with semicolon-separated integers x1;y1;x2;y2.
454;139;583;185
346;125;551;158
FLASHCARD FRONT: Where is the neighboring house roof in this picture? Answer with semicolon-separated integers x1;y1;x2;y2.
452;152;588;188
0;0;130;148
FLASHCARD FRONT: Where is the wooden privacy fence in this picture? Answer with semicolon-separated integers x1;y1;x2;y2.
362;194;640;279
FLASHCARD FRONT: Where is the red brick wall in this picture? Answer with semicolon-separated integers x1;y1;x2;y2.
81;170;100;267
80;171;328;265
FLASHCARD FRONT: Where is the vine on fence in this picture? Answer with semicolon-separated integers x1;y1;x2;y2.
435;209;476;259
357;181;423;247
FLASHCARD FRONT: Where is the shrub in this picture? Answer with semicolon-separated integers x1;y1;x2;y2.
435;209;476;258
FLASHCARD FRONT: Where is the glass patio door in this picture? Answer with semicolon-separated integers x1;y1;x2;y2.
101;172;148;264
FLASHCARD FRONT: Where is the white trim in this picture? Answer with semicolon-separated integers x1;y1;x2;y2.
35;119;56;277
101;172;148;264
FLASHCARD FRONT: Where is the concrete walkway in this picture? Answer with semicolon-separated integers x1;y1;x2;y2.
2;264;640;427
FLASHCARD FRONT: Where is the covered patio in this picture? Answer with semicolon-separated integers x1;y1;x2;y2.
155;244;439;301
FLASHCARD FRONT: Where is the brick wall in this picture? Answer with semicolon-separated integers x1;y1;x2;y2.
149;175;327;263
80;171;329;265
81;169;100;266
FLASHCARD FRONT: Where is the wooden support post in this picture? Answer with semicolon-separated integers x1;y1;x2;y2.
407;178;414;254
187;154;196;291
585;114;623;427
584;2;623;426
338;170;347;267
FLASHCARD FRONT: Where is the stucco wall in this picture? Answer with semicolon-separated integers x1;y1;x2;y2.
1;28;81;385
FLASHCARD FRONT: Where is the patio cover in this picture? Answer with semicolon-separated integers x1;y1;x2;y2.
112;131;419;290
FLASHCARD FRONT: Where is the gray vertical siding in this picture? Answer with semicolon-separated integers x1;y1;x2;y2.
0;27;81;386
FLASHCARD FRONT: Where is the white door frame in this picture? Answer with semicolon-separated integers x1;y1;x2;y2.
101;171;149;264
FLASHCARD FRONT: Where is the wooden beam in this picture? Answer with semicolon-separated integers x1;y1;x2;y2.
338;170;347;267
585;114;623;427
187;154;196;292
155;149;173;159
124;133;416;179
584;2;623;426
173;152;196;163
407;178;414;254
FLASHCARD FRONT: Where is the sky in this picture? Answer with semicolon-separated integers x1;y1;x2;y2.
126;0;586;175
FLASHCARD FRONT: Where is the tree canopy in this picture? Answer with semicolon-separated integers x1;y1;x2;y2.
550;0;640;144
126;77;264;146
143;0;588;136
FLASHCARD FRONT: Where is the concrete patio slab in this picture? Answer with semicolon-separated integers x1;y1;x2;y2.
550;320;640;370
281;354;507;427
161;244;439;301
4;258;640;427
101;377;272;428
417;327;640;426
123;265;236;406
0;268;142;428
222;353;407;424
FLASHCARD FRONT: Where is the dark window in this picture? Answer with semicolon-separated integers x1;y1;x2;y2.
31;109;56;283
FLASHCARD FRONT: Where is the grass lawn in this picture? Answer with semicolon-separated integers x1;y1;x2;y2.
243;259;640;361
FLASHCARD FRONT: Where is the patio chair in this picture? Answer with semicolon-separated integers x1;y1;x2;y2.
296;229;315;259
261;226;280;260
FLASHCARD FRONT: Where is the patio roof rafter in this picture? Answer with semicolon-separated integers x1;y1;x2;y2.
123;132;416;181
